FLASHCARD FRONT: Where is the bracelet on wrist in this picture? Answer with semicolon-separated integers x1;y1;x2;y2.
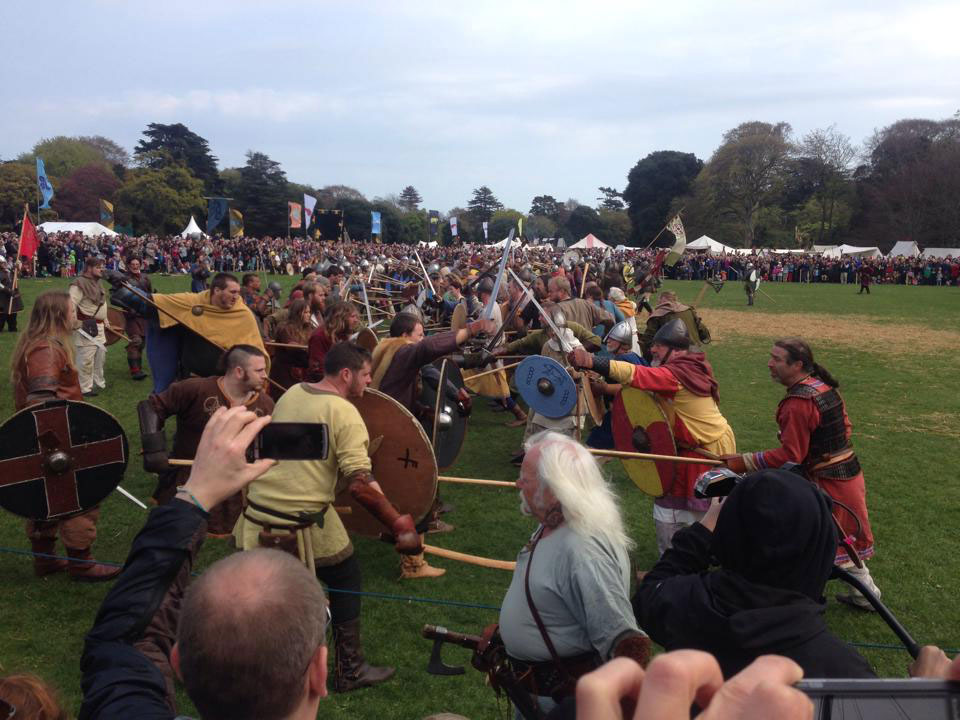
176;486;208;513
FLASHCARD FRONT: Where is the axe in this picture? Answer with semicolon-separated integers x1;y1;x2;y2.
422;625;472;675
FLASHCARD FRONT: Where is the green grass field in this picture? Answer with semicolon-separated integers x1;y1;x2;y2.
0;275;958;719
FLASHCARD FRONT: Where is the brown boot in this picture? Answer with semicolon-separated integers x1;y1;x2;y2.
333;618;396;693
505;404;527;428
66;547;122;583
400;548;446;579
31;538;68;577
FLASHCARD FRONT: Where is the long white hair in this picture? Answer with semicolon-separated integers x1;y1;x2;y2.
525;430;634;552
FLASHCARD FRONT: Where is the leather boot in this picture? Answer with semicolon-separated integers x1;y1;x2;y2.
333;618;396;693
66;547;122;583
128;357;147;380
400;537;446;579
31;538;68;577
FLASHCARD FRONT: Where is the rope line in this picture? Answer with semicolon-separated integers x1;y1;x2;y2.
2;546;957;652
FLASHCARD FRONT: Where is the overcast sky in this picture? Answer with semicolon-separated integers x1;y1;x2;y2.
2;0;957;212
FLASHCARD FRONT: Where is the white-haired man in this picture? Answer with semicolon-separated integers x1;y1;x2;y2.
498;431;650;716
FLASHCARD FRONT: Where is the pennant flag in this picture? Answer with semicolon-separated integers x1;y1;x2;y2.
303;194;317;228
36;158;54;209
229;208;244;238
207;198;229;233
518;217;523;237
482;221;488;240
429;210;440;237
665;214;687;267
18;207;39;259
449;216;458;236
288;202;302;229
371;211;381;235
99;199;114;230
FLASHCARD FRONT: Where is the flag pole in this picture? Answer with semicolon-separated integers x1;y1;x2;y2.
9;204;28;314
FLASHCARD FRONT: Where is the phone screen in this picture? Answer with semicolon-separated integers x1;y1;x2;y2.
798;679;959;720
254;423;329;461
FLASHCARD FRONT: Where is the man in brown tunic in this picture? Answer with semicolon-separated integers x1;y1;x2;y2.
138;345;274;535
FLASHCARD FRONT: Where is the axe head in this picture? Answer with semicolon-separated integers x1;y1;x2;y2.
426;637;465;676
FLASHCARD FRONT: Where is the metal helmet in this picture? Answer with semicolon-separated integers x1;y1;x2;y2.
651;318;691;350
477;276;495;296
605;320;633;346
268;281;283;296
544;308;566;331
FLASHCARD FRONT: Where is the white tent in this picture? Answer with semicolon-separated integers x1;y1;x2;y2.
38;221;118;237
489;236;522;249
418;240;438;248
921;247;960;258
180;215;207;238
687;235;738;254
570;233;609;250
888;241;920;257
821;244;883;259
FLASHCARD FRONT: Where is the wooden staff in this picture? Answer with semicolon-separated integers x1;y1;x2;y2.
462;360;522;381
579;262;590;298
438;475;516;488
758;288;779;304
265;341;308;350
105;325;133;344
588;448;723;465
423;544;515;571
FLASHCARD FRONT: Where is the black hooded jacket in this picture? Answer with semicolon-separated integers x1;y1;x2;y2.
633;470;876;679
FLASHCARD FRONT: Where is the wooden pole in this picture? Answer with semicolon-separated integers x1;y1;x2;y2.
423;544;515;571
265;341;308;350
462;360;522;381
579;262;590;298
588;448;723;465
438;475;516;488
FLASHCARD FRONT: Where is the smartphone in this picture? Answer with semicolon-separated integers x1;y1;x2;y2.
247;423;329;461
797;678;960;719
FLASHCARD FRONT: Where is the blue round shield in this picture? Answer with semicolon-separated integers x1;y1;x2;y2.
515;355;577;419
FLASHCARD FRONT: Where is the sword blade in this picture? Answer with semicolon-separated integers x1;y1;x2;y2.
115;484;148;510
483;228;514;321
507;267;571;353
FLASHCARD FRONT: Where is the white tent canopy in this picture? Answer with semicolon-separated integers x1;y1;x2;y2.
888;241;920;257
179;215;207;238
687;235;738;254
38;222;118;237
821;244;883;259
570;234;609;250
489;236;523;249
921;247;960;258
813;244;837;254
418;240;438;248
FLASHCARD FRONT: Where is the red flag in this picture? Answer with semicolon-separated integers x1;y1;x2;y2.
18;209;38;259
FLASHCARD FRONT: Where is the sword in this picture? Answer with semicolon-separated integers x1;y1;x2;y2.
360;280;374;327
115;484;148;510
483;228;514;321
507;267;571;353
413;251;436;297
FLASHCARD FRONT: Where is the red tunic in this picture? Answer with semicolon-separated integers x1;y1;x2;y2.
746;377;875;562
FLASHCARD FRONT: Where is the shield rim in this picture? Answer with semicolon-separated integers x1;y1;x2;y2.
515;354;577;419
611;388;676;497
104;307;127;346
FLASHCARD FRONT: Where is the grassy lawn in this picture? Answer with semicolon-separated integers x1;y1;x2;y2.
0;275;958;718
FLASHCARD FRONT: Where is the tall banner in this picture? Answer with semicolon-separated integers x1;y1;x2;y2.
229;208;244;238
36;158;54;209
429;210;440;237
99;199;114;230
518;216;523;237
371;211;381;236
288;202;302;229
18;208;38;259
303;194;317;229
449;216;458;237
207;198;229;233
482;221;489;240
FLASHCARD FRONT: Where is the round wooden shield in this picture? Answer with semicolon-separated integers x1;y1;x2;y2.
582;373;604;426
610;387;675;496
353;327;379;352
335;389;437;537
451;302;468;332
105;307;127;346
0;400;129;520
286;263;294;276
515;355;577;419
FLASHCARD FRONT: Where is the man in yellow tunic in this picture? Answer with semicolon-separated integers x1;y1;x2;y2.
235;342;419;692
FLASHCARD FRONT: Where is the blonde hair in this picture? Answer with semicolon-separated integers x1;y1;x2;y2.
10;291;76;387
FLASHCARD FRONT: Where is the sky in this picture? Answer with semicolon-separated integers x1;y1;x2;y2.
2;0;958;213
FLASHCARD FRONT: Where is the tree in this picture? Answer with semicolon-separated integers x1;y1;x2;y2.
17;136;110;179
699;122;792;247
566;204;603;240
598;209;631;247
529;194;564;222
488;209;525;242
336;196;374;242
79;136;130;168
371;200;402;242
0;163;36;229
397;210;428;245
596;186;624;211
525;214;558;241
234;151;289;237
467;186;503;223
134;123;222;193
51;164;121;221
318;185;366;208
441;207;478;245
398;185;423;212
795;125;857;245
113;165;205;235
623;151;703;245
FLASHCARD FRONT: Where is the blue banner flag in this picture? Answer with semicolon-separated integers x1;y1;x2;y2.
371;211;381;235
36;158;54;209
207;198;228;233
429;210;440;236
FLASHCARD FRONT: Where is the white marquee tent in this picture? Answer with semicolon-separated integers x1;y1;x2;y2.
570;234;609;250
921;247;960;258
489;236;523;249
38;222;118;237
687;235;738;254
821;244;883;259
888;240;920;257
179;215;207;238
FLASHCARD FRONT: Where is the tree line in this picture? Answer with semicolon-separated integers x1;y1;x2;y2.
1;113;957;250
